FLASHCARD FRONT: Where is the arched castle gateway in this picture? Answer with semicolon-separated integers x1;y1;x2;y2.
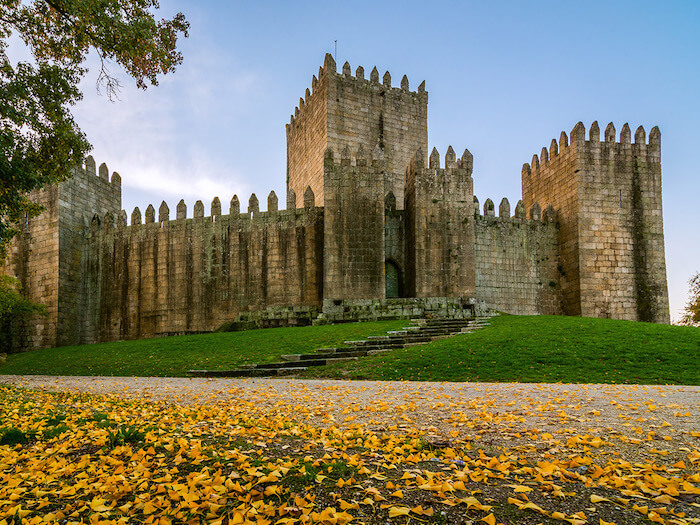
1;54;670;349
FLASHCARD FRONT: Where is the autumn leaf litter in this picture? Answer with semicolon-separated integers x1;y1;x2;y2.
0;375;698;524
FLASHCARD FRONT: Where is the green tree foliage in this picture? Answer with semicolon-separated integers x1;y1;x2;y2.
680;272;700;327
0;275;46;352
0;0;189;258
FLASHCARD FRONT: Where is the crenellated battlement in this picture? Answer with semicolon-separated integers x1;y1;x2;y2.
287;54;427;132
522;121;661;183
409;145;474;174
72;155;122;188
323;143;388;168
473;196;556;224
91;189;320;231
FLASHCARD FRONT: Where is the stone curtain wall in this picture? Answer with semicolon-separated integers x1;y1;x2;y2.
404;147;476;298
522;122;669;322
473;197;561;315
83;198;324;343
287;54;428;210
323;147;385;301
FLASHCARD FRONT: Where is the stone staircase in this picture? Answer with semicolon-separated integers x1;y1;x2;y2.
188;315;495;378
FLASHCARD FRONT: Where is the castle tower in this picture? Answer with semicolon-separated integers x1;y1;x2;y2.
286;54;428;209
322;145;386;301
0;158;121;348
405;147;476;298
522;122;669;322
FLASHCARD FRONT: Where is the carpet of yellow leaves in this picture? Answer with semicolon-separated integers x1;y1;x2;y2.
0;377;698;524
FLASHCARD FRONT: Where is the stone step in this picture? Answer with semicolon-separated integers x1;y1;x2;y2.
366;348;394;355
253;356;360;370
284;351;366;361
187;367;308;378
403;341;430;347
188;313;497;379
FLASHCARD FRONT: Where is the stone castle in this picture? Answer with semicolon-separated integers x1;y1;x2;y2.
2;54;670;350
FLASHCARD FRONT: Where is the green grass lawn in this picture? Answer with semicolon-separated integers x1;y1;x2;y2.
1;315;699;384
0;320;408;377
301;315;700;385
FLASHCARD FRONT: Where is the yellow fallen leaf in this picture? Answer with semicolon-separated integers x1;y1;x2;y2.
632;504;648;515
387;506;410;518
648;511;665;524
480;514;496;525
89;498;111;513
390;490;403;498
410;506;433;516
508;484;533;493
653;494;673;505
520;501;546;514
590;494;610;503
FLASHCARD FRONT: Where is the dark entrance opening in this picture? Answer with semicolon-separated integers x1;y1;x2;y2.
385;260;402;298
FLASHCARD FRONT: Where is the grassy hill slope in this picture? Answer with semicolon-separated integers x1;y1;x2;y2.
302;315;700;385
0;320;407;377
1;315;698;384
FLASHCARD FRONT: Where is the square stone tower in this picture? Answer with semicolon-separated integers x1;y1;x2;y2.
522;122;669;323
286;54;428;209
1;158;121;348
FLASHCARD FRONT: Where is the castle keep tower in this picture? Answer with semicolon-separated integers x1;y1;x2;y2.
522;122;669;323
286;54;428;209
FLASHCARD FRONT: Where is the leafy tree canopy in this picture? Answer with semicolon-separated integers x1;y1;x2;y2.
680;272;700;327
0;0;189;258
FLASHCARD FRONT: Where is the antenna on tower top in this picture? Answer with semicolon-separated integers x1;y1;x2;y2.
334;40;337;62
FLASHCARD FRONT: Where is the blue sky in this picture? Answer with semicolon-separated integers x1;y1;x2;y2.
69;0;699;321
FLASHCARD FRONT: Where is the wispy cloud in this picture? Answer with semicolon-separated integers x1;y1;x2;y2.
71;49;256;213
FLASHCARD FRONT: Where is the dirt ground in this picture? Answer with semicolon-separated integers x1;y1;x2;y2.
2;375;698;449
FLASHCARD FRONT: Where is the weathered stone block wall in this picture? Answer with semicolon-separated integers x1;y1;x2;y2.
1;157;121;349
286;65;328;208
384;192;406;296
473;198;561;315
83;198;324;343
522;130;579;315
522;122;669;322
323;147;385;301
575;123;668;322
325;56;428;209
1;186;59;349
58;158;121;346
286;54;428;210
405;147;475;298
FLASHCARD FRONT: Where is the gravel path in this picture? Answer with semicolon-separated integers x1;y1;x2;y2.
2;375;698;445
